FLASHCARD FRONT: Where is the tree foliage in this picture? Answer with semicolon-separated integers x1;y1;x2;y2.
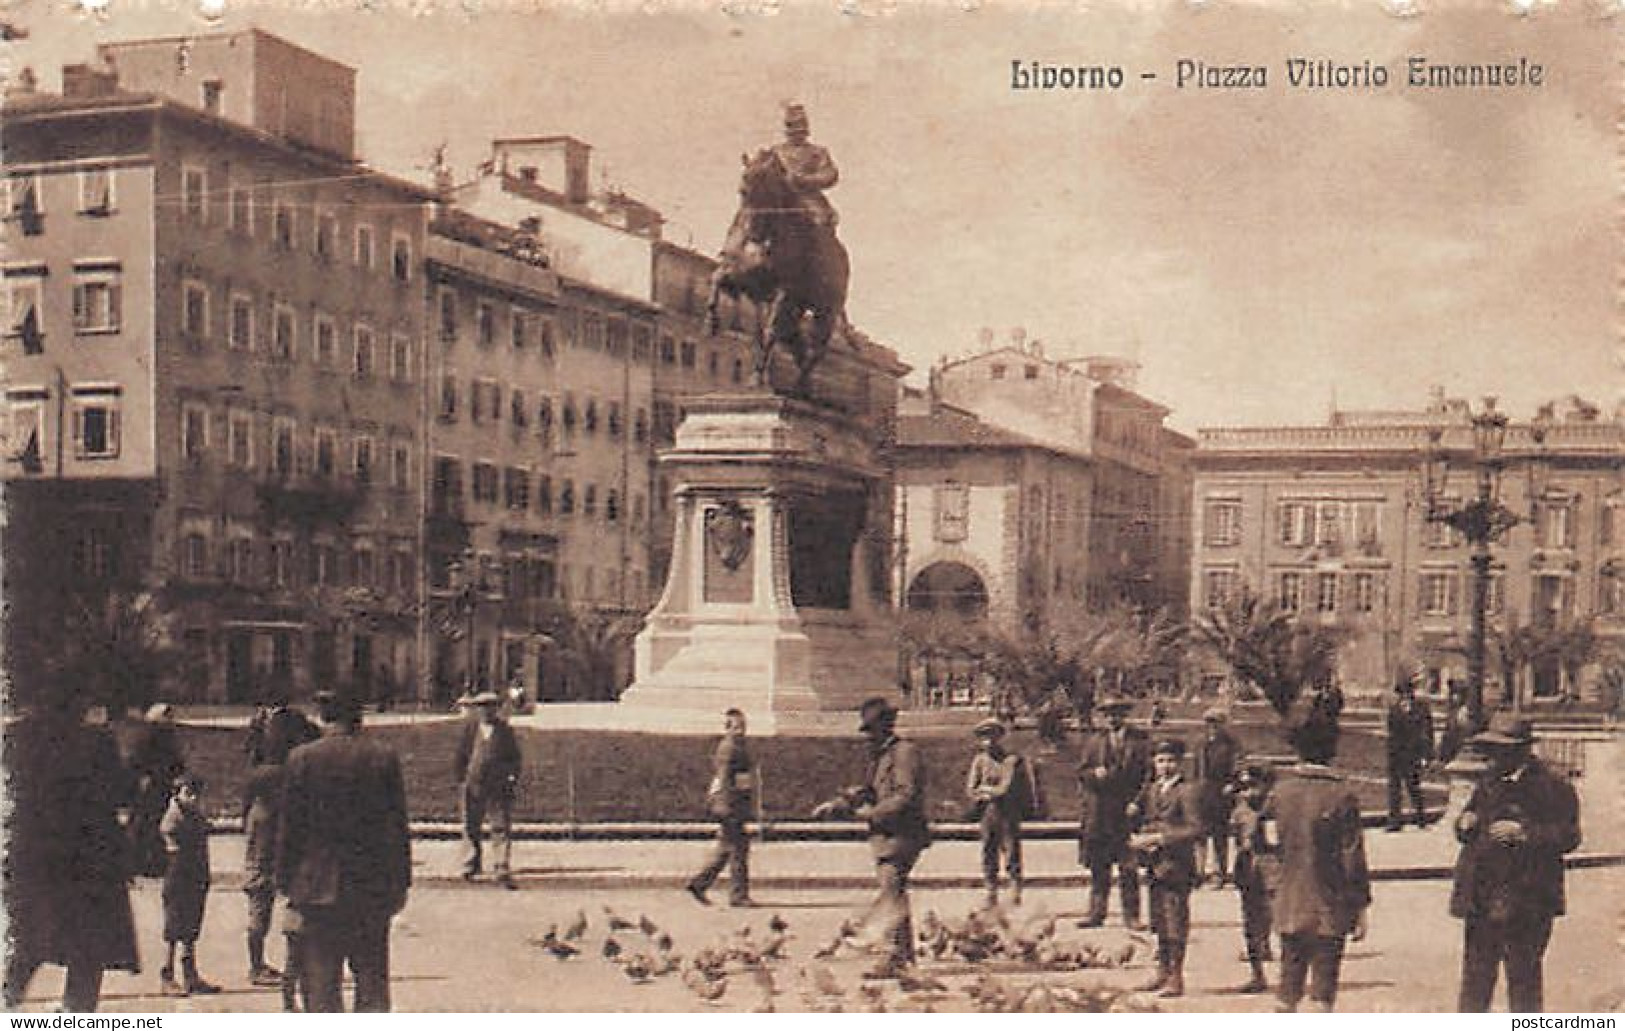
1193;585;1347;718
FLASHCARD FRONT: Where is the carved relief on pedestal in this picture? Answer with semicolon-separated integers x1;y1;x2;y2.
703;500;755;603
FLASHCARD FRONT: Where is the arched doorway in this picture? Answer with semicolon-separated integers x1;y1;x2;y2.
904;562;992;708
905;561;990;617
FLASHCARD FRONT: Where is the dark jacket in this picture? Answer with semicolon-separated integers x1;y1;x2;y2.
1195;728;1242;822
242;763;286;893
1268;764;1371;938
453;718;522;799
865;735;931;861
3;713;140;972
1131;774;1205;890
1386;697;1436;767
707;735;754;820
1449;757;1580;922
1076;725;1150;862
277;727;411;916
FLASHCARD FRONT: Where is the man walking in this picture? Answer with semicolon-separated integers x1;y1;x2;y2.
1386;675;1435;830
1077;696;1149;929
1450;714;1581;1013
686;708;755;907
852;696;930;979
276;690;411;1012
1195;708;1242;884
453;691;522;888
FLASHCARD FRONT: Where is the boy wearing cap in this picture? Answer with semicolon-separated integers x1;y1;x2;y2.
158;773;220;997
965;719;1029;907
1128;739;1205;997
1449;714;1580;1013
1230;762;1278;993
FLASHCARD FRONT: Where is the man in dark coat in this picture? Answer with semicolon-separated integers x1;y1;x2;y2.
3;688;141;1012
1128;738;1205;997
1077;696;1149;928
686;707;756;907
453;691;522;888
1194;708;1242;884
1449;714;1581;1013
852;696;930;978
1268;708;1371;1013
127;702;187;877
276;690;411;1012
1386;675;1435;830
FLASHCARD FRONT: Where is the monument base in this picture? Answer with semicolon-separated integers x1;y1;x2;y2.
619;393;897;734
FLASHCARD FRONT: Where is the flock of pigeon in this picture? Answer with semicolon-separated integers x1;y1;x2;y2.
525;902;1163;1013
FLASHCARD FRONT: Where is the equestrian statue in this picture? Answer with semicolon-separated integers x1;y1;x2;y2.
707;102;852;397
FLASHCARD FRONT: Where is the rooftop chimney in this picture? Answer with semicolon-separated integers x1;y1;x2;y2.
62;62;119;98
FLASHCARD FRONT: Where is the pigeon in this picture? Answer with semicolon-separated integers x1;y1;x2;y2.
683;968;728;1003
622;953;654;982
656;933;675;953
564;910;589;941
895;969;949;994
759;931;788;960
602;937;623;961
540;937;579;960
768;913;789;934
603;906;637;931
638;914;660;938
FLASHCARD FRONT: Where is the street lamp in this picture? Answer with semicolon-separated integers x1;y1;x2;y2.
1421;397;1549;732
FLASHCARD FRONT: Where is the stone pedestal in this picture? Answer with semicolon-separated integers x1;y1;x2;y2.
620;393;896;734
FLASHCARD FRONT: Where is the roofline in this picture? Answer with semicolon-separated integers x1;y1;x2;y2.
98;28;356;76
492;135;591;149
4;92;436;200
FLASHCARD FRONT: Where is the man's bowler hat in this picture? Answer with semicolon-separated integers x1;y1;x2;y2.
1472;712;1536;748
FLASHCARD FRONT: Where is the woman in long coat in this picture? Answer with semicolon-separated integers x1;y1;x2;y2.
3;689;141;1011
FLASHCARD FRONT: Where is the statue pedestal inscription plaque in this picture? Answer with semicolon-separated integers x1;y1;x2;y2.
621;393;895;734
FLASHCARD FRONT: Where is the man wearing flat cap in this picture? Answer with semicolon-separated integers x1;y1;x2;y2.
1449;713;1580;1013
276;690;410;1012
852;696;930;977
1076;696;1149;928
1194;707;1241;885
965;718;1030;907
453;691;522;888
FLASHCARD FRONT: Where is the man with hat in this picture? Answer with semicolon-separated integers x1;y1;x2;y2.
276;690;411;1012
772;102;840;229
1385;672;1435;831
1076;695;1150;928
1194;707;1242;885
1449;713;1580;1013
1128;738;1205;997
1269;703;1371;1013
965;717;1031;907
852;696;930;978
453;690;523;888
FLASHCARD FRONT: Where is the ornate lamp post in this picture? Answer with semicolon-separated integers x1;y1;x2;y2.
1421;398;1549;732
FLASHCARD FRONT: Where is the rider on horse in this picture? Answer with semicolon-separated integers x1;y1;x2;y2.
773;103;840;230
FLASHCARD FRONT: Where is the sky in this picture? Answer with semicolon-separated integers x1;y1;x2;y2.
8;0;1621;431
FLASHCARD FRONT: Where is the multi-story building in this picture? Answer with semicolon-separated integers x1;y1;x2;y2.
3;31;433;704
893;335;1191;704
1190;392;1625;704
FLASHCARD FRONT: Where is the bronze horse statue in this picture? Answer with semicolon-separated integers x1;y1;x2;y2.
707;148;851;396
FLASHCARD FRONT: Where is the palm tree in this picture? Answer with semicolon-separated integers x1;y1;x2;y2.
534;601;643;701
1193;585;1347;719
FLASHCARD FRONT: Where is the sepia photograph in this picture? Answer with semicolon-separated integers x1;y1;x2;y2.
1;0;1622;1015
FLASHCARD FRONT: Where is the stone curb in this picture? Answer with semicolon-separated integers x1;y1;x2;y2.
192;851;1625;894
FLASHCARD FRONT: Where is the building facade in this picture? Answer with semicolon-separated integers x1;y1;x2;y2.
1190;395;1625;704
4;32;433;705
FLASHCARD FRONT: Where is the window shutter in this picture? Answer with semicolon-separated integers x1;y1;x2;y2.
107;408;121;455
1447;574;1460;616
108;282;122;330
72;284;86;326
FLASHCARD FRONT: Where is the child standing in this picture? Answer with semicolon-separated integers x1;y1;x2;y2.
965;718;1029;907
1128;738;1204;998
159;773;220;997
1230;762;1278;994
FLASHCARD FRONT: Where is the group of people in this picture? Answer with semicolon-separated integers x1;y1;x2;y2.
676;685;1582;1015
